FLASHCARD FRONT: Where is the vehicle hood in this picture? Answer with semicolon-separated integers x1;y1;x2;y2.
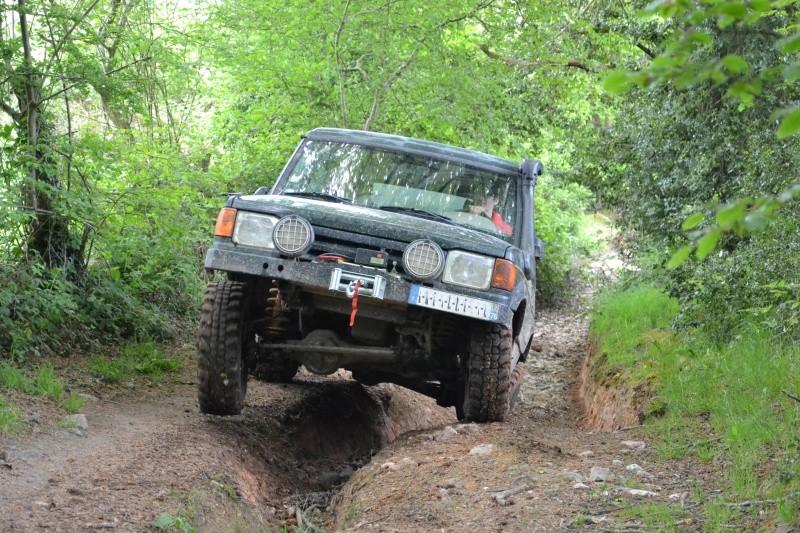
231;194;512;257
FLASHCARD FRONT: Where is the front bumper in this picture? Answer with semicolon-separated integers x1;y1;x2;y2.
205;242;515;327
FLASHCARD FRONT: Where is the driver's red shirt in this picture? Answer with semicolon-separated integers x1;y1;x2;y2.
492;212;513;235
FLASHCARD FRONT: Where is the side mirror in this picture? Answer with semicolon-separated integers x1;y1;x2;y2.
522;252;533;280
534;237;545;261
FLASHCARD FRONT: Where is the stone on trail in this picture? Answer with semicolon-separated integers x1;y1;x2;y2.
624;488;659;497
626;463;649;476
469;444;493;456
589;466;612;482
620;440;646;451
433;426;458;441
561;471;584;483
66;414;89;431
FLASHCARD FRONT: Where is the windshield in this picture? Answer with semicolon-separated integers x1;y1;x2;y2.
279;140;517;240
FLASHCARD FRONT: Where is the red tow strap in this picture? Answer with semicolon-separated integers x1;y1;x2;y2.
349;280;361;327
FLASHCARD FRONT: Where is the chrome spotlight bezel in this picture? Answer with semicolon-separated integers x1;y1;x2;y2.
402;239;445;280
272;215;315;257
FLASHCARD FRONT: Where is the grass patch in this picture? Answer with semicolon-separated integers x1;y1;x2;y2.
0;362;63;398
622;502;686;530
0;395;20;433
92;341;181;383
590;284;800;528
59;393;86;414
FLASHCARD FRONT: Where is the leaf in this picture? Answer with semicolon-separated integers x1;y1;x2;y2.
784;63;800;84
777;107;800;139
777;32;800;54
154;513;175;529
686;32;713;46
682;211;704;231
715;2;748;17
716;203;745;229
696;228;722;260
743;211;769;232
721;55;750;75
603;70;635;94
667;245;693;269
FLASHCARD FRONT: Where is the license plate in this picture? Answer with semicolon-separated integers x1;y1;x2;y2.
408;285;499;321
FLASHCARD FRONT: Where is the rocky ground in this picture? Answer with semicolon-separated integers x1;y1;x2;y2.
0;259;718;532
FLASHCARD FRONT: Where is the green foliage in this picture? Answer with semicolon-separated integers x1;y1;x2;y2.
590;284;800;527
0;395;20;433
601;0;800;264
91;342;181;383
59;394;86;414
534;175;594;304
32;364;64;399
154;512;196;533
0;362;64;398
589;285;681;385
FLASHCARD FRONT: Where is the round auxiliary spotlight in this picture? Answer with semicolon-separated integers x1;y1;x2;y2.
402;239;445;280
273;215;314;257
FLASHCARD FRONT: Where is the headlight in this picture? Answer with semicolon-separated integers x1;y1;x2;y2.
232;212;279;249
403;240;445;280
273;215;314;257
442;250;493;290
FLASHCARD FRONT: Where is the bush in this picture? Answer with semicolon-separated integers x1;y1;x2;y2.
535;173;594;305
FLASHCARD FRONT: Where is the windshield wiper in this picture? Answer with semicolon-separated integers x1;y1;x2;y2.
378;206;453;223
283;191;352;204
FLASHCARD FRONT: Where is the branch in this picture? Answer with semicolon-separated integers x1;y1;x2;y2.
105;55;152;76
636;43;657;59
0;98;21;122
334;0;353;128
49;0;103;67
39;56;152;105
782;390;800;404
363;0;495;130
478;44;597;72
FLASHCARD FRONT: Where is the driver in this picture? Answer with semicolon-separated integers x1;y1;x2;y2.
469;192;512;235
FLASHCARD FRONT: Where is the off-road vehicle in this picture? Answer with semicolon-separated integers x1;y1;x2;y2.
199;128;544;422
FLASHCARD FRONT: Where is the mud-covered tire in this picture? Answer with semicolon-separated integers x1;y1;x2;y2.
250;349;299;383
197;281;249;415
460;322;513;423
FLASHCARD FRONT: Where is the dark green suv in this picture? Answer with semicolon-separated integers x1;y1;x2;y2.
199;128;544;422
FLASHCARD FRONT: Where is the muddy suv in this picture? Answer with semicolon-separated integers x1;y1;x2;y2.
199;128;544;422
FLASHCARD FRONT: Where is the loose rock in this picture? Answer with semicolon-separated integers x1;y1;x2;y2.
66;414;89;431
589;467;612;482
620;440;646;451
626;463;649;476
624;488;659;497
433;426;458;441
469;444;494;456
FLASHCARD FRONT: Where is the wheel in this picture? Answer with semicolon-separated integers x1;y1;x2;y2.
460;322;513;422
197;281;249;415
250;346;299;383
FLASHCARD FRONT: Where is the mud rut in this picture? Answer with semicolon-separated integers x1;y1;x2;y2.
0;292;714;532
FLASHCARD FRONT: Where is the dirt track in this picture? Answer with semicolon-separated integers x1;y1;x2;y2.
0;288;716;532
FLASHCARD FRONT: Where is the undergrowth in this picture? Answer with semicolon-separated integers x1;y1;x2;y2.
0;395;20;433
590;284;800;529
91;342;182;383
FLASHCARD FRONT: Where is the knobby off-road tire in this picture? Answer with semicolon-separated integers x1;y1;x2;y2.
197;281;249;415
461;322;513;423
